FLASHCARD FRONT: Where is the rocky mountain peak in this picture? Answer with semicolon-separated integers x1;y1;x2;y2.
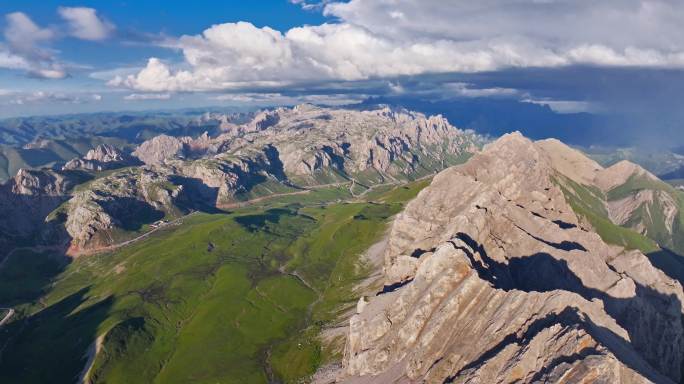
343;132;684;383
133;134;192;165
291;103;320;113
63;144;134;172
536;137;604;186
131;105;482;184
11;168;71;196
17;105;482;254
84;144;124;162
596;159;657;192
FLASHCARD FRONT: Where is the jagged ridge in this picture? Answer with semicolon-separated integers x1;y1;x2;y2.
342;133;684;383
0;105;482;255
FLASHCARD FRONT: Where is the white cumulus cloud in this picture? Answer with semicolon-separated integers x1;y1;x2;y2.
4;12;54;51
1;12;66;78
58;7;115;41
113;0;684;92
0;7;115;79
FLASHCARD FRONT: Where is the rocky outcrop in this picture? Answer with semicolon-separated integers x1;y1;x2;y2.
133;105;481;185
536;143;684;255
1;169;80;232
595;160;658;192
595;161;675;230
170;145;287;206
61;145;289;252
63;167;186;253
132;135;191;165
0;168;86;256
10;168;74;197
342;133;684;383
63;144;134;171
230;105;480;184
607;189;677;233
4;105;481;255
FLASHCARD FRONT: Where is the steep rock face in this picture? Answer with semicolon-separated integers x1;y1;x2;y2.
60;145;288;252
231;105;479;184
133;135;201;165
248;109;280;132
594;160;661;192
597;162;681;243
343;133;684;383
0;168;85;256
132;105;481;185
87;145;121;161
169;145;287;206
607;189;678;233
10;168;74;197
63;144;133;171
63;168;185;253
0;169;78;233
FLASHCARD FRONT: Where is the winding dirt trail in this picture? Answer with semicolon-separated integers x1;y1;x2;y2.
68;212;197;257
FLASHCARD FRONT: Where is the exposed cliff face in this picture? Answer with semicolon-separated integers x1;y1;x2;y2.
57;147;289;253
231;105;479;185
132;135;192;166
1;169;80;232
343;133;684;383
63;144;135;171
63;167;186;253
4;105;481;255
133;105;481;185
0;168;86;256
10;168;74;197
597;162;684;252
168;145;288;206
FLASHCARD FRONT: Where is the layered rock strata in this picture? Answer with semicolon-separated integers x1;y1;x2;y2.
343;133;684;383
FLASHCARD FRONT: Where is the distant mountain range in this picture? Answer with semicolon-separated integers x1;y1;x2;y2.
0;105;482;256
0;109;250;182
3;101;683;185
2;106;684;383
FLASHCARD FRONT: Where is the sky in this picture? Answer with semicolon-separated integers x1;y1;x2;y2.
0;0;683;146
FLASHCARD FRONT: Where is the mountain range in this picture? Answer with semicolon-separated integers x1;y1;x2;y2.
0;105;481;257
343;132;684;383
1;106;684;383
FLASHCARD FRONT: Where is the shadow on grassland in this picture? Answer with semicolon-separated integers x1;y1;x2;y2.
0;287;113;383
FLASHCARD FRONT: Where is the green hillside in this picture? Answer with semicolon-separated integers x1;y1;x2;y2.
606;173;684;255
554;174;659;254
0;181;428;383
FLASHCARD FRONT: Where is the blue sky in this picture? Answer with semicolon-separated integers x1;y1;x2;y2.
0;0;330;116
0;0;326;64
0;1;683;146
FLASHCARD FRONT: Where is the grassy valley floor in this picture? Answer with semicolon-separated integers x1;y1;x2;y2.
0;180;429;383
